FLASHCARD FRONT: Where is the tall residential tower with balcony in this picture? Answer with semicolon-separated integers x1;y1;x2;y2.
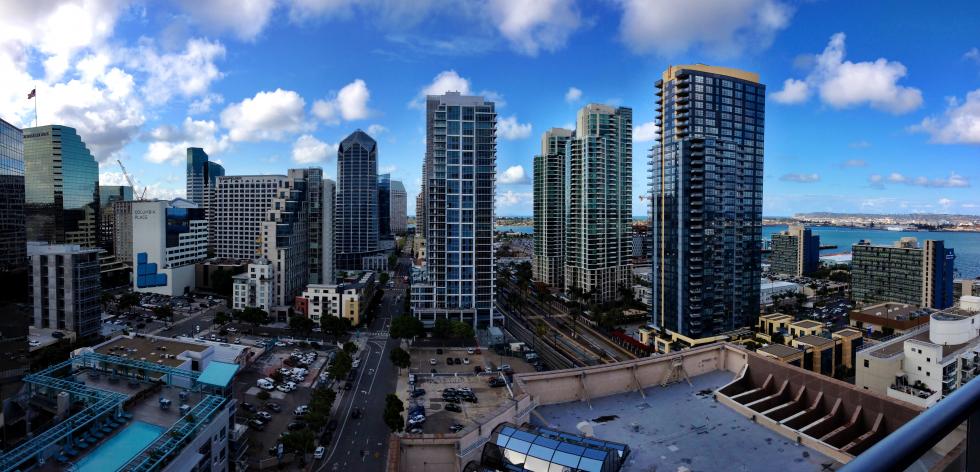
650;65;765;342
532;128;572;288
565;105;633;303
411;92;497;328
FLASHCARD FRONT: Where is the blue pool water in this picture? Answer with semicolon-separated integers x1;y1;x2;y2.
73;420;164;472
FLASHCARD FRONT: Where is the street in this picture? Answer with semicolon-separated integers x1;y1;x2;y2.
317;257;409;472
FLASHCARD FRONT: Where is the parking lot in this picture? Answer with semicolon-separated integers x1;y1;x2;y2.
407;346;538;376
802;297;854;331
233;344;337;464
397;370;513;435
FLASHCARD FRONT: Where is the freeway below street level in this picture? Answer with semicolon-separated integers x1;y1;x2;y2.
317;257;410;472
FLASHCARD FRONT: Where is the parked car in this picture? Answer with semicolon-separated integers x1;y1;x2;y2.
467;348;475;355
256;411;273;421
450;423;465;432
314;446;325;460
473;366;484;374
463;357;470;365
410;389;426;398
265;402;281;413
489;378;506;388
241;402;257;413
247;419;265;431
445;403;462;413
436;348;444;355
429;358;437;365
294;405;310;415
446;357;453;365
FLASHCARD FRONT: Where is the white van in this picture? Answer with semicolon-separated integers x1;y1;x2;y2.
257;378;274;390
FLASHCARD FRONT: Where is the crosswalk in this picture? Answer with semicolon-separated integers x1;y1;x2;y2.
365;329;389;338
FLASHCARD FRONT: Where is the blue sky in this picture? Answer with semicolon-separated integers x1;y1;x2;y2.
2;0;979;217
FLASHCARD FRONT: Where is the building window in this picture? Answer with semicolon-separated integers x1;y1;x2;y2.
863;359;869;368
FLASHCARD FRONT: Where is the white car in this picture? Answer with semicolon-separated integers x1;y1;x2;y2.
314;446;325;459
29;340;40;347
294;405;309;415
274;341;286;347
276;384;290;393
429;358;437;365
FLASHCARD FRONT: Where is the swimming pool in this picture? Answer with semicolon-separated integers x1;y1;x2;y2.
73;420;164;472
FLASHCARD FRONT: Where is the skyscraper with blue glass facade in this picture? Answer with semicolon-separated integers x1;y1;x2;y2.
650;65;765;340
186;147;224;206
336;130;378;270
0;118;26;271
378;173;391;238
23;125;100;248
411;92;497;328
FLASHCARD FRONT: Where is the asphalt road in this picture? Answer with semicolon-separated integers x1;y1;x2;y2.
318;259;408;472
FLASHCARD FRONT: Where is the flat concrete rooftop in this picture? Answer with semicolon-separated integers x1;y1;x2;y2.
531;370;835;472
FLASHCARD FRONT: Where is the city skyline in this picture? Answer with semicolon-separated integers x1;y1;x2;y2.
1;1;978;218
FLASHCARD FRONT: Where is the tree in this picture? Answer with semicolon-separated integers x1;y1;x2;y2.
343;341;357;355
389;347;411;370
449;320;475;340
117;292;140;315
389;315;424;339
282;428;315;454
100;292;115;313
433;318;453;339
152;305;174;320
388;253;398;270
213;311;231;325
383;394;405;433
320;315;351;341
379;272;390;285
237;307;268;326
329;351;353;380
289;315;315;334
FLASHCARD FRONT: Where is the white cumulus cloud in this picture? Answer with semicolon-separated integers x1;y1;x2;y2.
773;33;923;114
487;0;582;56
144;117;229;164
497;115;532;140
633;121;660;142
617;0;793;56
312;79;372;124
498;165;528;184
133;37;226;105
174;0;277;41
496;190;531;210
870;172;969;188
565;86;582;103
911;89;980;144
780;173;820;183
292;134;335;164
220;88;311;142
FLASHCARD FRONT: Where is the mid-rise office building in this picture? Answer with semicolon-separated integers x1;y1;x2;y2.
411;92;497;328
214;175;286;260
532;128;572;288
852;238;955;309
566;105;633;303
232;258;274;311
390;179;407;234
132;199;208;296
98;185;133;255
24;125;100;248
770;225;820;276
378;173;392;238
650;65;765;341
336;130;379;270
261;169;312;310
112;201;135;264
0;118;26;270
27;242;101;338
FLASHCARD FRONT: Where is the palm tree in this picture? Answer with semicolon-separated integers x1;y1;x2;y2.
568;286;584;339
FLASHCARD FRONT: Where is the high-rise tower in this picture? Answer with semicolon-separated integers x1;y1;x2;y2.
335;130;378;270
23;125;99;248
532;128;572;288
411;92;497;328
0;118;26;270
651;65;765;340
565;105;633;303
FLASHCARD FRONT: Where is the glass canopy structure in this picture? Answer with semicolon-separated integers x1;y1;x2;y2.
467;423;629;472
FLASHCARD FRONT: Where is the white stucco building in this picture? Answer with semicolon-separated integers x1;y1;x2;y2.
232;258;274;311
132;199;208;296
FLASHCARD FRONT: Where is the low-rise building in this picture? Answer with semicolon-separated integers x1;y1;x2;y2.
232;258;273;311
848;302;932;336
757;313;793;341
760;278;802;305
788;319;823;339
856;301;980;408
298;271;376;325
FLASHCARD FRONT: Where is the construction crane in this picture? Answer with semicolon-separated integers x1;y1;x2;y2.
116;159;147;200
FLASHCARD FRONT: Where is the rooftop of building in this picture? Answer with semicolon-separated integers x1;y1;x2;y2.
760;313;793;322
794;334;836;347
851;302;933;321
761;279;801;289
26;241;101;255
532;370;833;471
834;328;864;338
94;335;209;369
758;343;803;359
792;319;824;329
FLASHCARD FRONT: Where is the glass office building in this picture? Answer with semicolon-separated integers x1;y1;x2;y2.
186;147;224;206
411;92;498;328
0;118;26;270
378;173;391;238
650;65;765;339
335;130;379;270
466;423;629;472
23;125;100;248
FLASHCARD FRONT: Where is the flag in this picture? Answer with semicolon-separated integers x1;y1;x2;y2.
27;89;35;100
